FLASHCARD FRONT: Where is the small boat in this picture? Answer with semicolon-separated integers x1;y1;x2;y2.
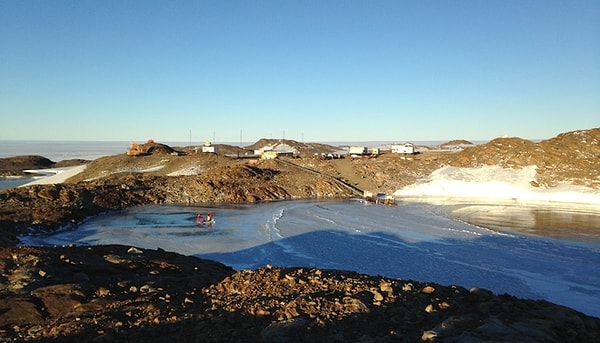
198;219;215;226
196;213;215;226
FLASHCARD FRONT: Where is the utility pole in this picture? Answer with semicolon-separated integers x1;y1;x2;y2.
238;129;242;158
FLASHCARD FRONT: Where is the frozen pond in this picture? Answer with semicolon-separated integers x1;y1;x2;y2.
20;199;600;318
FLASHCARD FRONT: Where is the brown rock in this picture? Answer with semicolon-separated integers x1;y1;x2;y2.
0;298;43;326
30;284;86;317
421;285;436;294
0;247;597;342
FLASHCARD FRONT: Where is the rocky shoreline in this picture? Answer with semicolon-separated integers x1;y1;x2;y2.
1;128;599;341
1;245;598;342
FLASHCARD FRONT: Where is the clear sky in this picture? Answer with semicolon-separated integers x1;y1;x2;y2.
1;1;598;144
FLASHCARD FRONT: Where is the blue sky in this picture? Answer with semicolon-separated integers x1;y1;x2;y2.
1;1;598;143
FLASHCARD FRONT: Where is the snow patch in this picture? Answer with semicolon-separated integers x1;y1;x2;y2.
394;165;600;205
20;165;88;187
168;167;202;176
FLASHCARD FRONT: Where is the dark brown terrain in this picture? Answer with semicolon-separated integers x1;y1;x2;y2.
0;128;599;341
0;156;88;177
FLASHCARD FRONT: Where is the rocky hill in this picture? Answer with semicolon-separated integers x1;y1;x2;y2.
436;139;474;150
0;156;88;176
450;128;600;188
245;138;340;156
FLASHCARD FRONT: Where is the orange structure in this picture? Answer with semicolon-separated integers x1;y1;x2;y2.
126;142;148;156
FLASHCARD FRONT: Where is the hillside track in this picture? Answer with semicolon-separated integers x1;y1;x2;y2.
275;158;365;197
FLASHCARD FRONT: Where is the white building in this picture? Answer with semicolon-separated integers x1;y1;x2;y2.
201;141;219;153
348;146;368;156
391;143;416;154
254;142;298;156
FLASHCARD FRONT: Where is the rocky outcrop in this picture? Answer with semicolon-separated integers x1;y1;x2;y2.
0;245;233;342
0;245;597;342
0;156;55;176
0;156;88;177
450;128;600;188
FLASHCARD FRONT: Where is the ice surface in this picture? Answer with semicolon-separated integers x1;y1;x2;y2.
20;199;600;318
